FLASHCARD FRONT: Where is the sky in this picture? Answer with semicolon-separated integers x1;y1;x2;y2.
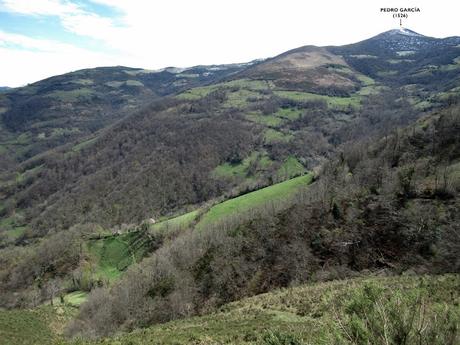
0;0;459;87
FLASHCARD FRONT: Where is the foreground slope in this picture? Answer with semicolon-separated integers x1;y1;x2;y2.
1;275;458;345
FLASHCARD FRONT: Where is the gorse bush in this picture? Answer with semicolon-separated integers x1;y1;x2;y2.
260;331;303;345
335;282;460;345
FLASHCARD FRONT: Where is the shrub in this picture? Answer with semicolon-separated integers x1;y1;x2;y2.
260;331;303;345
335;282;460;345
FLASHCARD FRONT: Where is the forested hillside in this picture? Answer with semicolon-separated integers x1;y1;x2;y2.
0;63;251;173
66;101;460;337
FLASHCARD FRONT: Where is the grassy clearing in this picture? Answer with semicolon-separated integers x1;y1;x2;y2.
274;107;302;120
5;226;27;239
212;151;270;179
0;214;27;240
87;232;150;281
177;85;217;100
70;79;94;86
356;74;375;86
439;64;460;72
376;70;399;77
16;165;43;183
63;292;88;307
275;156;306;181
223;79;274;91
245;112;285;127
48;88;94;101
177;79;272;101
87;237;130;280
357;85;387;96
413;100;433;110
196;174;313;229
224;88;264;108
50;291;89;308
73;137;97;152
350;54;378;59
125;80;144;87
151;210;200;232
104;81;124;88
263;128;293;144
71;274;460;345
213;161;248;178
396;51;416;56
274;91;361;109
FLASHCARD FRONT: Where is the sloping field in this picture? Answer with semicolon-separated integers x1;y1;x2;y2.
196;173;313;229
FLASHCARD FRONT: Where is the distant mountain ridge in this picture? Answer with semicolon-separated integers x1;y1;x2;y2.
357;27;460;52
0;63;255;168
333;27;460;56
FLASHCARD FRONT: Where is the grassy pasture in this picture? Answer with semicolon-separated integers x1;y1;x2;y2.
245;112;285;127
196;173;313;229
263;128;293;144
48;88;95;101
72;137;97;152
87;232;150;281
275;156;306;181
212;151;272;179
274;91;361;109
151;210;200;232
274;107;301;120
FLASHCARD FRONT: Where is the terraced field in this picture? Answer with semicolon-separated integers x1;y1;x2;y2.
86;231;152;281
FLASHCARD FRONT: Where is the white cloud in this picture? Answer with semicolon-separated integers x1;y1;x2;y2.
1;0;125;47
0;30;81;53
1;0;80;16
0;31;123;86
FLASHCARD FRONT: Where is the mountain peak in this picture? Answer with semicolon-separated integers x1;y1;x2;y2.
377;27;428;39
388;27;424;37
356;27;447;53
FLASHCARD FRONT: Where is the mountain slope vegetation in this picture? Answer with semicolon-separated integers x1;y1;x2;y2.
0;63;251;173
1;275;459;345
0;28;459;344
67;101;460;337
